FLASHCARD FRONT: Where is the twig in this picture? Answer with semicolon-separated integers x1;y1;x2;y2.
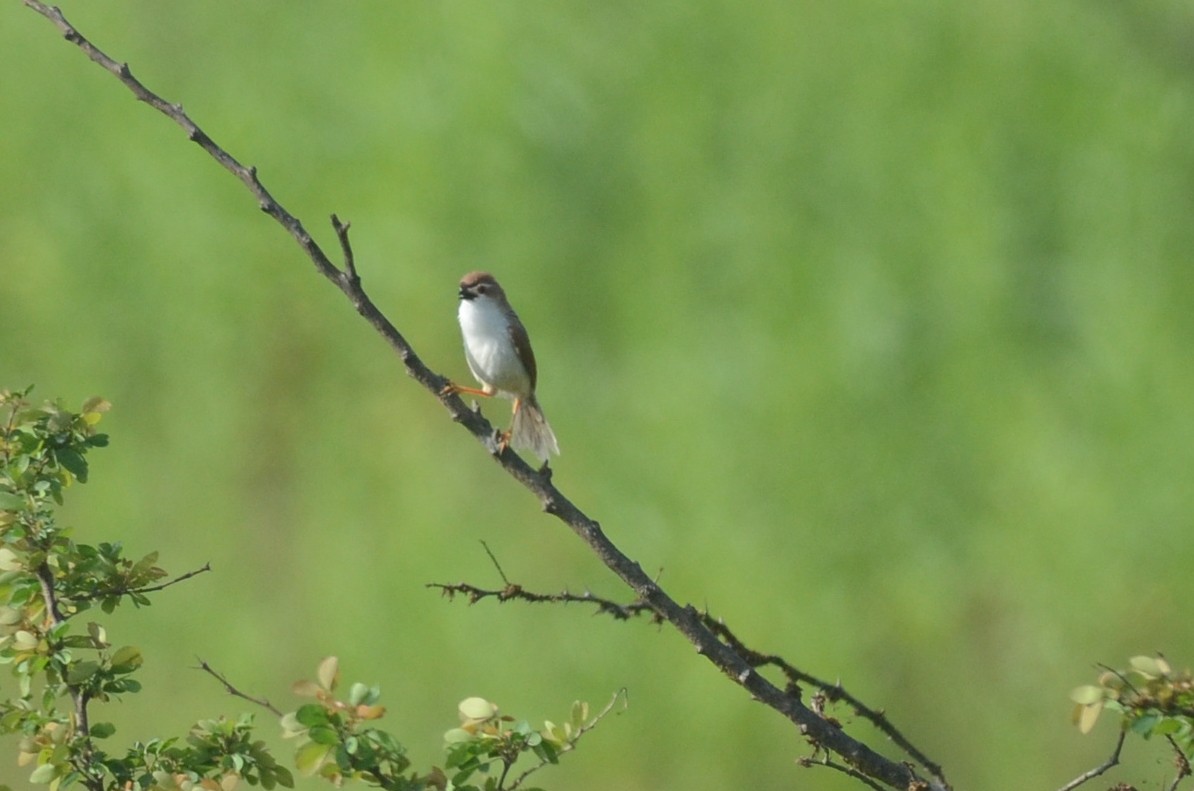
331;214;359;285
22;5;935;788
428;580;658;622
1056;731;1126;791
799;752;886;791
507;689;628;790
480;540;511;586
698;613;946;785
73;562;213;602
195;658;283;717
1166;734;1192;791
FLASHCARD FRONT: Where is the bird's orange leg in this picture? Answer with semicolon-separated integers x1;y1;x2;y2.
440;381;495;398
497;397;522;451
442;382;513;451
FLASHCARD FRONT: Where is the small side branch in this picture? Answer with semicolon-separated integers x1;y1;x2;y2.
507;689;628;790
432;569;944;786
74;562;213;602
1056;731;1125;791
1166;734;1192;791
429;581;658;623
799;753;886;791
196;658;283;717
697;614;946;785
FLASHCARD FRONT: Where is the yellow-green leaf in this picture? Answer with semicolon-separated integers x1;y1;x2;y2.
1129;655;1163;678
28;764;57;784
295;742;332;776
316;657;339;692
109;645;143;673
0;549;21;572
458;697;497;722
443;728;473;744
13;631;39;651
1075;701;1103;734
1069;686;1103;705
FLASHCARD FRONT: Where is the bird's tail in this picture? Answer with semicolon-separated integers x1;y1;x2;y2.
511;396;560;462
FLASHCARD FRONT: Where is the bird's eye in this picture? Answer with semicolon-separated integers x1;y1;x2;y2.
477;284;489;294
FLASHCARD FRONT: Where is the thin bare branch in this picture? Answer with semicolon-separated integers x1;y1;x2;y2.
480;540;511;586
429;579;659;622
799;753;887;791
507;689;628;790
22;5;937;788
1056;731;1126;791
195;657;283;717
1165;734;1192;791
73;562;213;602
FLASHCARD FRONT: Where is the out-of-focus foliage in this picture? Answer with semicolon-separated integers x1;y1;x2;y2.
1072;655;1194;754
0;392;600;791
0;390;294;791
4;1;1194;789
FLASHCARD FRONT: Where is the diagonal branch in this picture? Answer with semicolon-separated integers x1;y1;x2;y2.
21;4;939;789
1165;734;1192;791
1055;731;1125;791
508;689;628;790
195;658;283;718
431;569;940;781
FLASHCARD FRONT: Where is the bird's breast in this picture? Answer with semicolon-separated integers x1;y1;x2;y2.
459;300;531;396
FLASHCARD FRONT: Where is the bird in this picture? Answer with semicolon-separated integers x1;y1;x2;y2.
442;271;560;462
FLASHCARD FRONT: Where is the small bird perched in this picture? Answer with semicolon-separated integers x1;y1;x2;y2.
442;271;560;462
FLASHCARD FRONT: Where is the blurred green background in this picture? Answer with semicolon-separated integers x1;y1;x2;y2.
4;1;1194;788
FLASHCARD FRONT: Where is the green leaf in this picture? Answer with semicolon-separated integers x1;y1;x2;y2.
1131;713;1161;737
294;704;329;728
273;766;294;788
294;742;331;776
1152;717;1183;736
307;725;339;746
89;722;116;739
66;660;100;685
444;728;473;744
55;449;88;483
0;491;25;510
109;645;143;674
348;682;369;707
